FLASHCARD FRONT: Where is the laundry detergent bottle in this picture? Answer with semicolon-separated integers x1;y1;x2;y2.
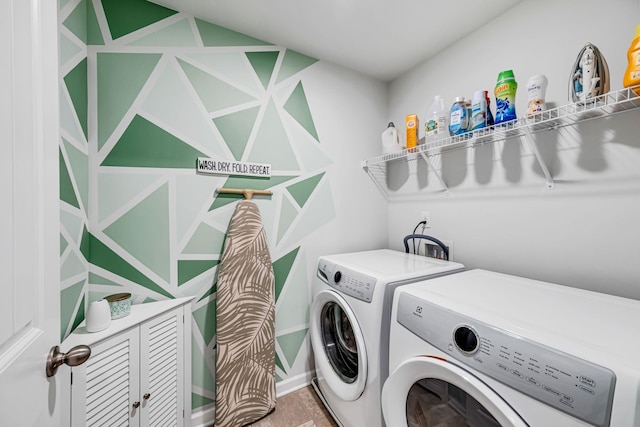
494;70;518;125
624;24;640;95
470;90;487;130
449;97;468;136
381;122;402;154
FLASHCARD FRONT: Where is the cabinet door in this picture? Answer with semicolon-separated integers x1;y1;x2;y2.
71;327;141;427
139;308;185;427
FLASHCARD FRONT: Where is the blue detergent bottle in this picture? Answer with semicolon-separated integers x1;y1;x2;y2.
449;97;468;136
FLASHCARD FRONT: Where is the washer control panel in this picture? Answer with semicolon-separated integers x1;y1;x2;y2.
397;293;616;427
317;260;376;303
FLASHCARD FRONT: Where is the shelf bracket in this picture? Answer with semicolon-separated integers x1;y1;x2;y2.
522;124;554;189
418;151;450;195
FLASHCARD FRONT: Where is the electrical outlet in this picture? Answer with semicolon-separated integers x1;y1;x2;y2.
421;211;431;228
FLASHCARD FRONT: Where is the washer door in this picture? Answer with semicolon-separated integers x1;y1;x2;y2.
310;289;367;401
382;356;529;427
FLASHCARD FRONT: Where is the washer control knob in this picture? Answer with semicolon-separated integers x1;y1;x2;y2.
454;326;479;355
334;271;342;283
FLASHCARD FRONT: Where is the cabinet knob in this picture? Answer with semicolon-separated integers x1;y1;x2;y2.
143;393;151;400
133;401;140;409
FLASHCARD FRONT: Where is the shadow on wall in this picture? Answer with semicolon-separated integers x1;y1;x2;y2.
383;110;640;191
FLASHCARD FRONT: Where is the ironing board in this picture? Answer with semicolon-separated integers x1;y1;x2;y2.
215;200;276;427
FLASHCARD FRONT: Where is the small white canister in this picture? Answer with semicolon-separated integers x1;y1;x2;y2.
526;74;548;116
86;299;111;332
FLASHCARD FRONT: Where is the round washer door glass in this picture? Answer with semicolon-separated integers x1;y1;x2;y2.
321;299;358;382
382;356;528;427
310;290;367;401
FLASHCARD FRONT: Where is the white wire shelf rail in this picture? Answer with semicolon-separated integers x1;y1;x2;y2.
362;86;640;195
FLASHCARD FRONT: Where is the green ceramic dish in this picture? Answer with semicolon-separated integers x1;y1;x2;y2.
105;293;132;319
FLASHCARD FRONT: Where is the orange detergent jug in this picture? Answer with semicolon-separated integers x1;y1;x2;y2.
623;24;640;95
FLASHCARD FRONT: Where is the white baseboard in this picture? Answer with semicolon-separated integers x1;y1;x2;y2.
190;370;316;427
191;404;215;427
276;370;315;397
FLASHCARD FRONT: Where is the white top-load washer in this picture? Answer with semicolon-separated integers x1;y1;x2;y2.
382;269;640;427
310;249;464;427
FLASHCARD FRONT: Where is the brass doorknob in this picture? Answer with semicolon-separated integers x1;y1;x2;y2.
46;345;91;377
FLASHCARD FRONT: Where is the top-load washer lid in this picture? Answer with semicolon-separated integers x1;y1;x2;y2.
317;249;464;284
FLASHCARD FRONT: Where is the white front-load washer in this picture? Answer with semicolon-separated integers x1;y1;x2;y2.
382;269;640;427
310;249;465;427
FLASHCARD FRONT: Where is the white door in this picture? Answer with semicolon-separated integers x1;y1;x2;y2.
0;0;61;425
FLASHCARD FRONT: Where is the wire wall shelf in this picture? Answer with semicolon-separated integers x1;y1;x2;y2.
362;86;640;195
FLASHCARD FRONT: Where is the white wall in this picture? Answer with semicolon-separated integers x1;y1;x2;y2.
385;0;640;300
277;59;389;393
304;60;389;258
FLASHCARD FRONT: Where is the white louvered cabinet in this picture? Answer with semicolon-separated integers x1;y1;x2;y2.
61;297;194;427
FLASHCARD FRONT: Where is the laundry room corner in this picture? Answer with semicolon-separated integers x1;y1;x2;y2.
385;0;640;300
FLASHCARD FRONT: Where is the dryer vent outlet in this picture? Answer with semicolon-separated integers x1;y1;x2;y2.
425;240;453;261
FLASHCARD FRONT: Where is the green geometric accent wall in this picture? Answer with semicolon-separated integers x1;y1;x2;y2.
128;18;198;47
83;232;174;299
86;0;104;45
277;329;308;368
141;60;227;158
183;223;226;255
287;173;325;208
275;352;285;373
191;338;216;399
101;0;177;40
64;58;88;139
57;0;90;343
60;149;80;209
273;247;300;301
59;0;333;413
178;260;219;286
72;296;86;333
276;49;318;83
275;258;310;332
246;51;280;89
97;52;161;150
284;81;319;141
195;18;271;47
62;0;87;44
249;100;300;169
277;196;299;243
61;279;85;340
62;138;89;214
213;106;260;160
192;393;215;410
104;184;171;282
101;115;207;168
192;299;216;346
178;59;257;112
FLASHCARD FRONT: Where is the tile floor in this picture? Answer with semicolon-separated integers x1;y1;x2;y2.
247;385;338;427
